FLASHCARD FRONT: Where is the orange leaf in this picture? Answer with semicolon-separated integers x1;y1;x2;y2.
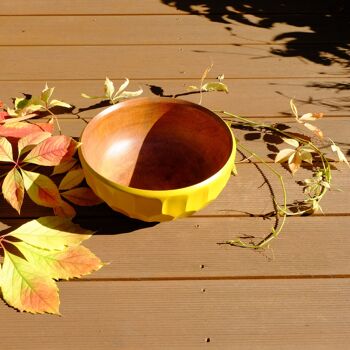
0;120;54;138
299;112;324;122
0;136;13;162
2;168;24;213
23;135;74;166
21;169;61;208
53;200;76;218
61;187;103;206
18;131;52;156
304;122;324;139
0;111;9;121
288;152;302;175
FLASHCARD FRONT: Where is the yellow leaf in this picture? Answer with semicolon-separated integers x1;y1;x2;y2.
275;148;295;163
0;136;13;162
303;123;324;139
59;166;85;191
2;168;24;214
288;152;302;174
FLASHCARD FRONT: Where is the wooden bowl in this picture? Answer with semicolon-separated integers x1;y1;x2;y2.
79;97;236;221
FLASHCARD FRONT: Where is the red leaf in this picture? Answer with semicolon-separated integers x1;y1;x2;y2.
0;111;9;121
21;169;61;208
2;168;24;213
18;131;52;156
0;120;54;138
23;135;75;166
61;187;103;206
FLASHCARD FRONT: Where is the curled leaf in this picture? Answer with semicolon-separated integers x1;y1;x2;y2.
303;122;324;139
299;112;324;122
282;138;299;148
288;151;302;175
201;82;229;93
331;144;350;167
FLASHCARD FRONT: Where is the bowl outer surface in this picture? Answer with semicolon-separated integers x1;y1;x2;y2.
79;97;236;221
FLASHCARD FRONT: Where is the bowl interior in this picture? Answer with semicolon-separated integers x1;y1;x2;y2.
81;98;233;191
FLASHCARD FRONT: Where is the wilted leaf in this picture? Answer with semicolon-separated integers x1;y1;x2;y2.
23;135;74;166
303;122;324;139
299;112;324;122
288;151;302;174
114;87;143;102
0;249;60;314
18;131;52;156
282;138;299;148
0;120;54;138
52;158;78;175
2;168;24;214
81;93;104;100
104;77;115;100
275;148;295;163
9;216;92;250
41;83;55;104
114;78;129;97
61;187;103;206
59;166;85;191
331;144;350;167
12;242;102;281
0;136;13;162
201;82;229;93
21;169;61;208
300;150;313;164
290;99;299;119
187;85;198;91
53;200;76;218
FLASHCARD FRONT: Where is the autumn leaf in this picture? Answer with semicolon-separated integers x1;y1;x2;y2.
53;200;76;218
0;136;13;162
52;158;77;175
0;249;60;314
288;152;302;175
275;148;296;163
61;187;103;206
23;135;74;166
201;82;229;93
2;168;24;213
0;217;103;314
21;169;61;208
331;143;350;167
303;122;324;139
9;216;92;250
59;166;85;191
17;131;52;156
0;120;54;138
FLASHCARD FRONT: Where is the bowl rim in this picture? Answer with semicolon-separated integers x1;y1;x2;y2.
79;96;236;196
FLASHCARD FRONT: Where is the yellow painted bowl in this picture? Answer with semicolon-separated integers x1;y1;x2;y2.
79;97;236;222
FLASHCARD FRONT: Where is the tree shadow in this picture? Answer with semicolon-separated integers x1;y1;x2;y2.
161;0;350;67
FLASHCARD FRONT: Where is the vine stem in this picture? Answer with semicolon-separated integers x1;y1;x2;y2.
225;141;288;249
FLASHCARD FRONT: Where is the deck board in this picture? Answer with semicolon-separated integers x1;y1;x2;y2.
1;279;349;350
0;0;349;347
0;46;347;81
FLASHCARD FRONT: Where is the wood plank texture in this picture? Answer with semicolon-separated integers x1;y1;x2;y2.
1;0;348;15
1;79;349;116
0;279;349;350
0;46;347;81
1;15;347;46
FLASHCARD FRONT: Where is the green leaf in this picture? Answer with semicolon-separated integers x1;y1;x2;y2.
0;250;60;314
48;99;71;109
9;216;92;251
41;83;55;104
201;82;229;93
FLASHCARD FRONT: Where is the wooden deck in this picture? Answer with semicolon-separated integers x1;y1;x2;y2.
1;1;349;348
